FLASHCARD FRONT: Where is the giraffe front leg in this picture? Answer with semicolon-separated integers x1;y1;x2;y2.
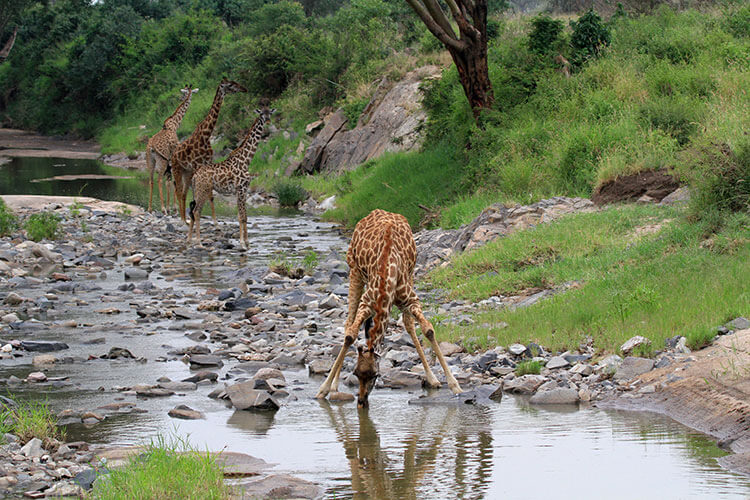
316;303;372;399
407;302;462;395
402;311;441;389
237;191;248;250
147;149;155;212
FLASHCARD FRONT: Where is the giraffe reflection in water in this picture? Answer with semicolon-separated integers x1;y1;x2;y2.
321;402;494;499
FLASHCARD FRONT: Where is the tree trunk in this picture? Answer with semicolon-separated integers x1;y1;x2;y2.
449;42;494;120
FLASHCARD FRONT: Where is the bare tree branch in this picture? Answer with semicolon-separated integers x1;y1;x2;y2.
421;0;457;40
0;26;17;61
405;0;466;51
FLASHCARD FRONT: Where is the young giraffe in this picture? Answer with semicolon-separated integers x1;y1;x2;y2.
187;106;274;249
146;84;198;213
170;77;247;224
315;209;462;408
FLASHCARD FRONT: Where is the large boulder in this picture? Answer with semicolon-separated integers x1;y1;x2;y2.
299;66;441;174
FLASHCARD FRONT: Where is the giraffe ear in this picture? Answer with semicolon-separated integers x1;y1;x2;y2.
254;108;262;115
192;88;199;93
270;108;277;115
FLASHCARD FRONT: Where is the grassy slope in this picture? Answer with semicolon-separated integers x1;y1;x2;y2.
428;205;750;354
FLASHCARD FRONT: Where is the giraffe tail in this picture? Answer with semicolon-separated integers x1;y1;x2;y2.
189;200;196;221
164;162;172;179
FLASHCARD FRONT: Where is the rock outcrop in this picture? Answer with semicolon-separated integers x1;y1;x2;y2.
414;197;595;275
298;66;441;174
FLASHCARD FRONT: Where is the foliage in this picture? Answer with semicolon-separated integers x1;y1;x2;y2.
428;204;750;352
273;179;308;207
569;10;611;66
91;434;229;500
0;398;64;446
515;359;542;375
24;212;60;241
679;140;750;221
528;15;564;55
0;198;18;236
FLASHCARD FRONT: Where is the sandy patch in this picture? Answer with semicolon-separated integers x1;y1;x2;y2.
1;195;142;215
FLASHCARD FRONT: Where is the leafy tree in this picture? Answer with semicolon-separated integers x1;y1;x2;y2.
570;10;610;66
528;15;563;55
404;0;494;121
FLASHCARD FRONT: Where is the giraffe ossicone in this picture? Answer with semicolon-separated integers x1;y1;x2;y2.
315;209;463;408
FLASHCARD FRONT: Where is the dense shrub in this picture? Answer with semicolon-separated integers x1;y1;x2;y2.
570;10;611;66
24;212;60;241
528;15;564;55
0;199;18;237
273;180;308;207
680;141;750;220
639;96;702;147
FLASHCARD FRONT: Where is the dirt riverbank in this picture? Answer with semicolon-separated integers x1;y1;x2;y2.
0;128;100;160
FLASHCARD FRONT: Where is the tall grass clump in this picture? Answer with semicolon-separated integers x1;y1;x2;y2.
273;179;308;207
24;212;61;241
92;434;229;500
515;360;542;375
0;199;18;236
0;398;64;446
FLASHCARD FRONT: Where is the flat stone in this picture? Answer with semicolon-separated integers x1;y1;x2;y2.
135;387;174;397
27;371;47;382
237;473;320;500
189;354;223;368
503;374;546;394
546;356;569;369
614;356;655;382
124;267;148;280
21;438;45;458
212;452;271;477
409;385;502;406
20;341;69;352
508;343;527;356
727;317;750;331
569;363;593;376
226;382;280;411
381;369;423;388
254;367;285;382
32;354;56;365
529;387;579;404
308;359;332;375
158;381;197;391
182;371;218;383
438;341;463;356
328;392;355;402
168;405;204;420
620;335;651;355
102;347;134;359
43;481;84;497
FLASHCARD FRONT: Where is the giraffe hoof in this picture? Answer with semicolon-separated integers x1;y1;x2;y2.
424;379;441;389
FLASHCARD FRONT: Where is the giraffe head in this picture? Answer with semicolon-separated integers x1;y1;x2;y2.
180;83;199;97
254;106;275;124
353;317;379;408
354;344;379;409
219;77;248;96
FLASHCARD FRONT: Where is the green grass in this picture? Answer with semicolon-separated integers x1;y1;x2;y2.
429;205;750;353
0;398;64;446
322;144;463;228
0;198;19;236
92;434;229;500
24;212;61;241
515;360;543;375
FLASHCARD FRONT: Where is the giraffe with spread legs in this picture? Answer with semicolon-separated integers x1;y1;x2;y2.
187;106;274;249
170;77;247;224
315;209;462;407
146;84;198;213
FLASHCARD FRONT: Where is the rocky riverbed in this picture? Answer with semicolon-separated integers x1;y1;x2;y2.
0;197;747;497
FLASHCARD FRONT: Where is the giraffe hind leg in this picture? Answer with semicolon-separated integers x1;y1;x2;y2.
402;311;441;389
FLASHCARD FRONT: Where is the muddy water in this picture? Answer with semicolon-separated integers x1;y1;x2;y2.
1;158;749;498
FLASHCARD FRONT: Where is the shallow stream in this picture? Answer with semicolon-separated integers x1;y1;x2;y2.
1;157;749;498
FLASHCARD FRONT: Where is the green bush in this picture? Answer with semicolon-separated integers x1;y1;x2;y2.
273;180;308;207
515;359;542;375
680;140;750;221
639;96;702;147
0;199;18;237
570;10;611;66
24;212;61;241
528;15;564;55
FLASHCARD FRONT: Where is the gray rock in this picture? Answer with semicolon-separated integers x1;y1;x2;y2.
73;468;97;490
508;343;527;356
26;371;47;382
226;382;280;411
135;387;174;397
503;374;546;394
238;473;320;500
43;481;84;497
614;357;655;382
658;186;690;206
308;359;332;375
409;385;502;406
158;381;197;391
529;387;579;404
620;335;651;355
381;369;423;388
168;405;205;420
727;317;750;331
546;356;569;369
319;293;342;310
182;371;218;383
21;437;45;458
124;267;149;280
20;340;69;352
188;355;224;368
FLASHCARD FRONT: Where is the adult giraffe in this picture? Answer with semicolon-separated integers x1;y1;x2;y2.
146;84;198;213
170;77;247;223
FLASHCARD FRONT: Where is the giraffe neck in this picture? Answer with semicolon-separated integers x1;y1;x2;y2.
163;92;193;131
194;86;227;143
225;115;266;167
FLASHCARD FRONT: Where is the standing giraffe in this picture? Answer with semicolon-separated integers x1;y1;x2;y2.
315;209;462;407
146;84;198;213
170;77;247;223
187;106;274;249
